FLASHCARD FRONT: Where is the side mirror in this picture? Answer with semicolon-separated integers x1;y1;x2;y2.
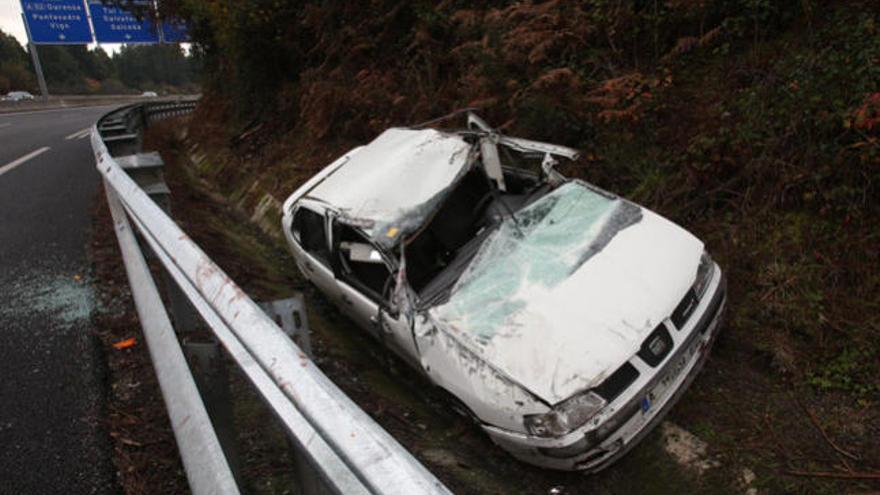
340;242;384;264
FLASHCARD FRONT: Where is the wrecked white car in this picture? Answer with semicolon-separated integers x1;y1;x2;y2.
281;114;726;471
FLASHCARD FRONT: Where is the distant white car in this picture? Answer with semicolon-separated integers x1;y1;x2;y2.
281;113;726;471
3;91;35;102
141;91;158;97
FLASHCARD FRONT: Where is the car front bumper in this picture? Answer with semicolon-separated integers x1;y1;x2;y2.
482;266;727;471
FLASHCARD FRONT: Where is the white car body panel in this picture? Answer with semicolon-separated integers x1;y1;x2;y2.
281;147;365;217
417;327;549;430
309;128;471;243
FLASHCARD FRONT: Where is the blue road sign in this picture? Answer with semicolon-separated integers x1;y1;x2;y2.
88;0;159;43
21;0;93;44
161;18;190;43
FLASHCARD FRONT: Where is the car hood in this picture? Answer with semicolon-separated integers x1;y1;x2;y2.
428;182;703;404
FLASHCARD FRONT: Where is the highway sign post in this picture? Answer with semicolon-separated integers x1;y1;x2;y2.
20;0;93;99
21;13;48;100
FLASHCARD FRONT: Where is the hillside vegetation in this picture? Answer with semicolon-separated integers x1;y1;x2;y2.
157;0;878;491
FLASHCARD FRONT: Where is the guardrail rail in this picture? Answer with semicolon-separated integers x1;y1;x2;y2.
91;100;453;495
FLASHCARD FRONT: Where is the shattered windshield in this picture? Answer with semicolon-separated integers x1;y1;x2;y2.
432;181;642;342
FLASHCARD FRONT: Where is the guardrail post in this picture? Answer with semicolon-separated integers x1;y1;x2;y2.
259;296;326;494
258;295;313;357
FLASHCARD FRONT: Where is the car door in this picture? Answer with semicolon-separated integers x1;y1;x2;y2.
378;305;423;371
329;220;392;340
329;219;423;366
288;203;339;302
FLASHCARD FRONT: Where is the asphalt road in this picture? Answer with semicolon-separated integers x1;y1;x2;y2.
0;106;120;494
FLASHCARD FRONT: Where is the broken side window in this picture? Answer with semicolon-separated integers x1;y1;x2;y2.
292;206;331;266
333;223;393;302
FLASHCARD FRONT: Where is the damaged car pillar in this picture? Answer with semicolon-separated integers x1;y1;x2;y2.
281;113;726;472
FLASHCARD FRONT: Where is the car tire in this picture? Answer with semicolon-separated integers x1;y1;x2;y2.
436;388;481;426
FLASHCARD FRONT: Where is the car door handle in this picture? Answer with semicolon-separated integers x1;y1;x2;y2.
341;294;353;306
304;261;315;272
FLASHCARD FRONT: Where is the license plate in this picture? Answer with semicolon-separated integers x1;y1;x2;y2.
642;337;702;414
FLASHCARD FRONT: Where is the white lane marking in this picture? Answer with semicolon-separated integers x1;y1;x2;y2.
0;123;11;129
0;147;50;178
65;127;90;140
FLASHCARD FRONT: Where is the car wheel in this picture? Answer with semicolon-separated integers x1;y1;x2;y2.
436;388;481;426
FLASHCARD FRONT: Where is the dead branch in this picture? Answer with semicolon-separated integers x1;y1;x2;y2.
795;396;860;464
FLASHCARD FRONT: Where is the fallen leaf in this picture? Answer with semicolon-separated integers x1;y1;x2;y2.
113;338;137;350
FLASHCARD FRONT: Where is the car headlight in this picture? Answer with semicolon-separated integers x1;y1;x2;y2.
524;391;606;438
692;250;714;299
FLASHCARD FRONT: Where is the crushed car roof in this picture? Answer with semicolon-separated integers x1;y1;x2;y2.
308;128;472;245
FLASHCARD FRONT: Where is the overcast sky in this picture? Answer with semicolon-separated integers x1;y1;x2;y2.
1;0;122;54
1;0;29;46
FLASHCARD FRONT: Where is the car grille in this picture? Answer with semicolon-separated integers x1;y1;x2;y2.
700;284;725;334
672;288;698;329
594;363;640;402
591;281;726;446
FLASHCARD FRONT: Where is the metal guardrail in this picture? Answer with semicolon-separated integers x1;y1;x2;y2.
91;100;453;495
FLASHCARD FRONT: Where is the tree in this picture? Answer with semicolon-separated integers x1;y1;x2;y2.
0;29;36;93
113;44;198;90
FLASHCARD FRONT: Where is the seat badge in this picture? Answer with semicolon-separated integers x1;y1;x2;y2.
649;335;668;356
